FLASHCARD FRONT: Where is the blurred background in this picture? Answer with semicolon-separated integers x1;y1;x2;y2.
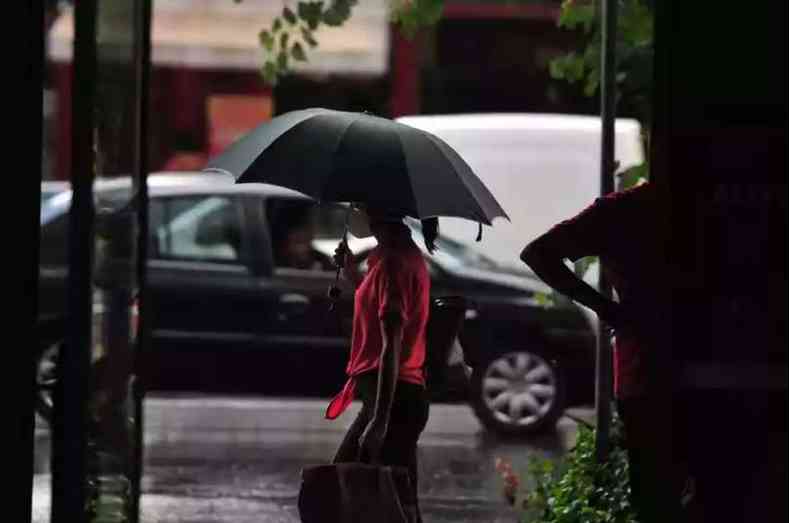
35;1;650;522
28;1;787;522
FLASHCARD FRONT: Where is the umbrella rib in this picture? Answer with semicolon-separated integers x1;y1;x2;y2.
393;126;421;218
316;114;359;204
417;130;490;224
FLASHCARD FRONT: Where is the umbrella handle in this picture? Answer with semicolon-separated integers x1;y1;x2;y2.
328;206;352;310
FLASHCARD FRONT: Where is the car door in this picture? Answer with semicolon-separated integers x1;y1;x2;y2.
261;196;354;340
252;196;354;392
145;192;270;391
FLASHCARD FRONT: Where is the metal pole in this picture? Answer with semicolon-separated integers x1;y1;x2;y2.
130;0;152;521
52;0;97;521
594;0;618;464
19;0;44;521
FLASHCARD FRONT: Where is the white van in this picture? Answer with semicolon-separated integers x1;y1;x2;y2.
396;113;645;271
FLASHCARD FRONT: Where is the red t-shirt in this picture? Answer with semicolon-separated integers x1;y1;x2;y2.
545;183;665;399
326;240;430;419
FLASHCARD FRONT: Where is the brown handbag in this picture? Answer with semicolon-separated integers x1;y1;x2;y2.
298;462;417;523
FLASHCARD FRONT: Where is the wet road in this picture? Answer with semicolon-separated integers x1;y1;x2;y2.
33;396;592;523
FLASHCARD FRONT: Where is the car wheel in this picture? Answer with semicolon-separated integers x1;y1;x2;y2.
470;347;565;436
36;341;61;424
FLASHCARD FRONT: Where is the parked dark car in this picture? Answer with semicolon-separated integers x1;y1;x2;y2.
37;173;595;436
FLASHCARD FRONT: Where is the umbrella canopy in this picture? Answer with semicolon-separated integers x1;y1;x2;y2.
204;108;508;225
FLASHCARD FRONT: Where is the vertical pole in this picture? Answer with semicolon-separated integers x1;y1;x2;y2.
594;0;618;464
52;0;97;521
130;0;152;521
19;0;44;519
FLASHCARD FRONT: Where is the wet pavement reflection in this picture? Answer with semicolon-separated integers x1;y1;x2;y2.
33;396;592;523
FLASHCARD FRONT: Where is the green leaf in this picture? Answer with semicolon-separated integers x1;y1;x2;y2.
283;6;297;25
261;61;278;86
277;49;289;70
291;42;307;61
322;8;344;26
550;0;654;129
392;0;444;38
511;416;638;521
258;29;274;51
272;17;282;33
569;55;586;82
322;0;354;26
399;22;420;40
558;2;595;31
301;27;318;47
583;73;599;97
550;53;587;84
620;0;653;44
549;57;567;80
582;41;600;68
280;31;290;50
617;162;649;189
298;1;323;30
574;256;597;279
416;0;445;24
533;292;555;308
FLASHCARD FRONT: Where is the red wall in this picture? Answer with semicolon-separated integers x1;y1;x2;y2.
51;64;273;179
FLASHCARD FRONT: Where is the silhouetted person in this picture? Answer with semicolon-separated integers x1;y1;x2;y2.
520;182;687;522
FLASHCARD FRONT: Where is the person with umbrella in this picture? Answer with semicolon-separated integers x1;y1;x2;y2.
205;108;507;522
321;207;439;522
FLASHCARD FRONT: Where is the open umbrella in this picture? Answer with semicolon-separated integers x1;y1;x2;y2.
204;108;509;306
204;108;508;226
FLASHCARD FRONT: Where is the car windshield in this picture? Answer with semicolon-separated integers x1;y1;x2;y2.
429;234;500;271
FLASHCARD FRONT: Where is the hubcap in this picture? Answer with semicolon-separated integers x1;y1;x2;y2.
482;351;556;427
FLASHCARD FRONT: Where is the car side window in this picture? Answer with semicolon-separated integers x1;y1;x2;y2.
265;198;341;273
151;196;243;263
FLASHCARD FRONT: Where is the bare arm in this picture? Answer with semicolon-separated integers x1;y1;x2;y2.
333;240;363;287
372;312;402;427
521;235;620;327
359;310;402;461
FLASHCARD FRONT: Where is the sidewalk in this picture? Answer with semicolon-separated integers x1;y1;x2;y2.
33;399;594;523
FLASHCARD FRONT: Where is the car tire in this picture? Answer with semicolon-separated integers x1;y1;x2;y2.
470;346;566;436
